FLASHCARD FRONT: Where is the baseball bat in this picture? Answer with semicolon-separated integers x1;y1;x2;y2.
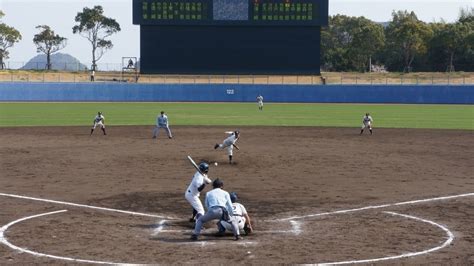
187;155;213;185
187;155;204;175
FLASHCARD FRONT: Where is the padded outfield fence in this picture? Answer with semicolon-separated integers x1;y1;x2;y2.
0;82;472;104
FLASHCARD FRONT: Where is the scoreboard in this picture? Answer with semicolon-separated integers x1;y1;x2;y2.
132;0;328;74
133;0;328;26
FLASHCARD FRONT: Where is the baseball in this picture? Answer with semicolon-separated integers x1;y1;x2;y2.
214;162;218;166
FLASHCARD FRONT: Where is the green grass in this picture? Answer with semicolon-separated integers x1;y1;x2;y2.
0;102;472;130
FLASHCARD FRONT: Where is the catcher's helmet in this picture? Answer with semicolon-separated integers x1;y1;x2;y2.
230;192;238;203
199;162;209;173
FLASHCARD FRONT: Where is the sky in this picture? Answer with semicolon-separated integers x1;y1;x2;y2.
0;0;472;69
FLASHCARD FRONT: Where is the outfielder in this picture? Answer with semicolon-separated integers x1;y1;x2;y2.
152;111;173;139
90;112;106;136
217;192;253;236
360;113;373;135
214;130;240;164
191;178;242;241
185;162;212;222
256;95;264;111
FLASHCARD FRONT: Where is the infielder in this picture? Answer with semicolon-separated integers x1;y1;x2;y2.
214;130;240;164
256;95;264;111
90;112;106;136
191;179;242;241
152;111;173;139
185;162;212;222
217;192;253;236
360;113;373;135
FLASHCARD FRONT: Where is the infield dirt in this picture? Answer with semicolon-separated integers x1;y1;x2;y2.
0;126;473;264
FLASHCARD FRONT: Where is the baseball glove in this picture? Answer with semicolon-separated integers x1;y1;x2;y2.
243;224;253;235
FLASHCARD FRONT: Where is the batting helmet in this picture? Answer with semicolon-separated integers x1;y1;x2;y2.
199;162;209;173
230;192;238;203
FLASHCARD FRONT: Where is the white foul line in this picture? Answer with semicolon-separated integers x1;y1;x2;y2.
290;220;302;235
152;220;167;236
0;210;127;265
0;192;173;219
277;192;474;221
318;211;455;265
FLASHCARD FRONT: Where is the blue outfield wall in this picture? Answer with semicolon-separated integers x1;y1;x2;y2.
0;82;473;104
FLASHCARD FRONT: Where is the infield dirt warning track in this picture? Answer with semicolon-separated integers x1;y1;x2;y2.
1;126;473;264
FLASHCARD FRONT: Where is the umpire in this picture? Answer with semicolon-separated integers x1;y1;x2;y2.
191;178;242;241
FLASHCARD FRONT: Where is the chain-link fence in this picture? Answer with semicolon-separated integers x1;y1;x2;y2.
0;64;473;85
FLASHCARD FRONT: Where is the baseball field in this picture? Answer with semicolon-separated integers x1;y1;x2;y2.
0;102;473;264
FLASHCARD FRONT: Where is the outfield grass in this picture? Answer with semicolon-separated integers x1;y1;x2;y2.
0;102;472;130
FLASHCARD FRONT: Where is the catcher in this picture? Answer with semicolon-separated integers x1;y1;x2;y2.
217;192;253;236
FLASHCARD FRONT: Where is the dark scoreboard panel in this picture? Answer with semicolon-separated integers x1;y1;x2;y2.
133;0;328;26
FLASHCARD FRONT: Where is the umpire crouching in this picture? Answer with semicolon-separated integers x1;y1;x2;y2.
191;178;242;241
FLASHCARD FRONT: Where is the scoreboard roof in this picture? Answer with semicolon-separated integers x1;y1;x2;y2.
133;0;328;26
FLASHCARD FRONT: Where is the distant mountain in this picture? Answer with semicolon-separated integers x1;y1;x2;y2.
22;53;87;71
376;22;390;28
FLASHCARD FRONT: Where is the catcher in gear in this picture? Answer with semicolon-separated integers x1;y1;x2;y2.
217;192;253;236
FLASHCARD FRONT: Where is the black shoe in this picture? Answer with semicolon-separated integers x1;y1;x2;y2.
189;218;195;223
214;144;219;149
152;136;156;139
215;231;226;237
191;234;198;241
234;235;243;241
169;136;173;139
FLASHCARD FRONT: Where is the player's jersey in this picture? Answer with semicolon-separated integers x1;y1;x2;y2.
363;115;373;124
231;202;247;217
157;115;168;126
186;171;211;197
257;96;263;103
94;115;104;123
223;133;238;147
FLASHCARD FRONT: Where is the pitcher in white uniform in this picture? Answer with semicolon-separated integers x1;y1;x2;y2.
214;130;240;164
185;162;212;222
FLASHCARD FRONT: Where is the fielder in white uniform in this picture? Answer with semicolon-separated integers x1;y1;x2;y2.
256;95;264;111
360;113;373;135
218;192;253;236
185;162;212;222
90;112;107;136
191;179;242;241
214;130;240;164
152;111;173;139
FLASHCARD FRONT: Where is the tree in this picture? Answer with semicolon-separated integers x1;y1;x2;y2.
72;5;120;71
0;11;22;70
434;23;470;71
321;15;385;72
384;11;433;72
33;25;67;70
